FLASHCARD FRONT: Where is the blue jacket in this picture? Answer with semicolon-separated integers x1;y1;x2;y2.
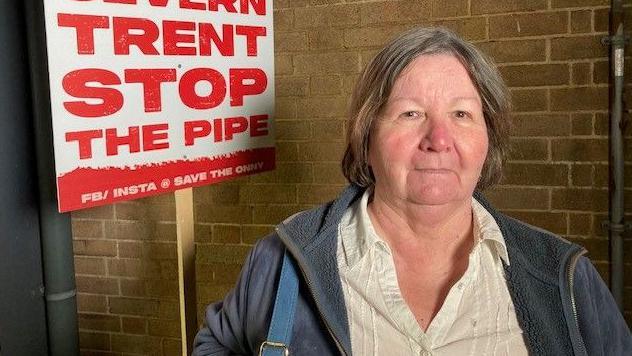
193;185;632;355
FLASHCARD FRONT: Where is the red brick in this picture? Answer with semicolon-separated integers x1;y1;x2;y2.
158;301;180;319
72;220;104;239
298;184;346;204
118;241;142;258
508;138;549;161
74;240;117;257
500;64;569;87
505;211;568;235
195;205;252;224
294;4;360;28
570;164;594;187
432;17;487;41
72;205;114;219
122;317;147;334
196;244;251;264
551;138;608;162
252;204;308;224
489;12;568;38
108;259;142;278
299;142;345;161
211;224;241;244
276;76;309;97
148;320;181;337
294;52;360;74
198;283;234;302
311;120;345;141
501;163;569;186
551;0;609;8
313;162;348;185
359;1;431;25
510;88;548;112
77;294;108;313
471;0;547;15
109;297;160;317
308;28;344;50
478;39;546;63
274;32;308;52
431;0;468;18
594;59;632;85
208;183;242;205
571;10;592;33
75;257;106;275
550;87;608;111
276;120;311;141
119;279;145;297
569;213;593;236
78;313;120;332
115;201;175;221
79;331;110;351
276;142;299;162
213;263;244;284
567;237;608;262
146;279;178;298
143;242;177;260
343;25;409;49
275;54;293;76
250;162;314;184
239;184;297;204
310;75;343;96
163;338;182;356
76;276;119;295
571;62;591;85
242;225;273;245
511;114;571;137
485;187;550;210
110;334;162;354
297;96;349;119
571;113;594;135
551;188;608;212
275;97;297;120
551;36;608;60
273;9;293;32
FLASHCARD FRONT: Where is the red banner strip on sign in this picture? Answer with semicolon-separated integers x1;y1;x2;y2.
56;146;275;212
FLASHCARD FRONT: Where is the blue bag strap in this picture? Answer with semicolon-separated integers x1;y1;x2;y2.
259;249;299;356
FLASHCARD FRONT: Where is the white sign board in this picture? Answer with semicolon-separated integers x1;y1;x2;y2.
43;0;275;212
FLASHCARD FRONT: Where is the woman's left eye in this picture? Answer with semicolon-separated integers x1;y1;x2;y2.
454;110;470;120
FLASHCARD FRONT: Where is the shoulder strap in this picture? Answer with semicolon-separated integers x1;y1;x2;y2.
259;249;299;356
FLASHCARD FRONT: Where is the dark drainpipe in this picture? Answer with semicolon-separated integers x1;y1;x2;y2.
602;0;628;311
24;1;80;354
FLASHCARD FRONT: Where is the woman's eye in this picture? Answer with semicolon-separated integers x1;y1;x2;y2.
401;111;421;119
454;110;470;119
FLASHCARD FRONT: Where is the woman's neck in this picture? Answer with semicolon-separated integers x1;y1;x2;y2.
367;189;475;263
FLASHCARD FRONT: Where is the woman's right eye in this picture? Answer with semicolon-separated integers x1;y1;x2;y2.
401;111;421;119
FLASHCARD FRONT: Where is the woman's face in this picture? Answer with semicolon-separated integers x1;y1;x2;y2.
368;54;489;208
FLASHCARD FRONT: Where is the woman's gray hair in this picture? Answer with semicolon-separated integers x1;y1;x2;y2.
341;27;511;190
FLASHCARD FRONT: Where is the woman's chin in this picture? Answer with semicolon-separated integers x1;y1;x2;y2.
406;186;463;206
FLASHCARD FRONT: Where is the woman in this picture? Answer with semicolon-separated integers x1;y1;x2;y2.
193;27;631;355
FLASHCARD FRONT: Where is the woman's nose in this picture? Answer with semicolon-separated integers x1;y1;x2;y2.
419;118;453;153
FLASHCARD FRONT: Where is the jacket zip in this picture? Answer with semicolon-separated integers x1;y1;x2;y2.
567;248;588;356
276;226;348;356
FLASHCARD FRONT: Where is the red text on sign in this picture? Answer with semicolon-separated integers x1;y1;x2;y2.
62;67;267;117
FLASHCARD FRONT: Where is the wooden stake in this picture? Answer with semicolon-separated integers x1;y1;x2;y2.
175;188;197;355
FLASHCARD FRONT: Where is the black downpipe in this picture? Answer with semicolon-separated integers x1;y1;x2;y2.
603;0;627;311
24;2;80;354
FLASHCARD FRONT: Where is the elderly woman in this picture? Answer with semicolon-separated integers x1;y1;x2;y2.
193;27;631;355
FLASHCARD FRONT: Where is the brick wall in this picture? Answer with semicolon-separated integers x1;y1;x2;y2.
71;0;632;354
